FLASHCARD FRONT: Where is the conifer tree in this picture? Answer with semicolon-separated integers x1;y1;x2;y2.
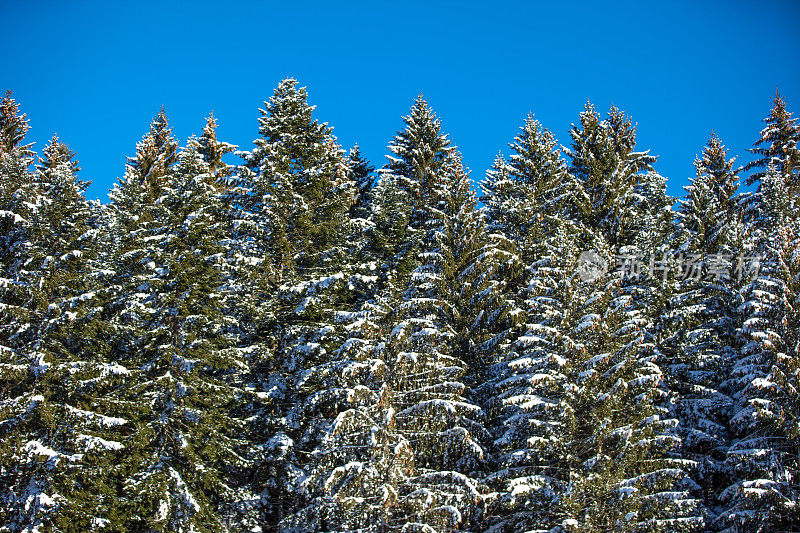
232;80;363;529
556;104;699;531
661;134;745;526
240;78;354;279
485;222;587;532
383;152;512;531
107;138;257;531
0;90;35;356
373;95;455;283
744;90;800;191
565;103;657;247
722;157;800;530
721;97;800;532
1;123;128;530
480;114;582;530
347;144;376;224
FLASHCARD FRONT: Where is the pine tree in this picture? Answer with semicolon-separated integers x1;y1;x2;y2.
556;104;700;532
0;90;31;157
107;138;257;532
105;109;180;367
240;78;354;279
480;114;582;531
485;222;586;532
662;134;745;527
232;80;365;529
482;113;572;255
1;125;128;531
0;90;36;355
348;144;376;224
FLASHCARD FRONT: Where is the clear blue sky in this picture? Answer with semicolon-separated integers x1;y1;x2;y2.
1;1;798;201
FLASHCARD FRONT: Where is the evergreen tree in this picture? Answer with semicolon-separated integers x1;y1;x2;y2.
565;103;657;247
1;127;128;531
347;144;376;224
385;155;506;532
484;222;586;532
662;134;745;527
0;90;35;357
0;90;31;157
557;104;700;532
240;78;354;279
744;90;800;191
109;139;256;532
480;114;581;531
373;95;455;282
721;164;800;532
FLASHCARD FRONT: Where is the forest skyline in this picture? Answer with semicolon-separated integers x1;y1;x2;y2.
2;0;798;201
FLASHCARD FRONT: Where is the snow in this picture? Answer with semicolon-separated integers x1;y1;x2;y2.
65;405;128;427
77;434;124;451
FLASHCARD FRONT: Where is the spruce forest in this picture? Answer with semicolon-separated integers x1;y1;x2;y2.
0;80;798;533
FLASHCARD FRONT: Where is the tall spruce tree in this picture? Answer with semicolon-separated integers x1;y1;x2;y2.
1;114;128;530
240;78;354;279
480;114;585;532
557;104;700;532
386;155;489;532
721;92;800;531
108;137;257;532
663;134;745;527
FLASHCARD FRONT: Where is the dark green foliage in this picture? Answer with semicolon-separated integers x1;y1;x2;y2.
1;85;798;533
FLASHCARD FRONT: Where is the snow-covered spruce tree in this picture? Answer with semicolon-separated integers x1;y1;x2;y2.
481;113;575;260
0;120;129;530
370;95;456;290
106;137;257;532
565;103;658;248
376;152;501;532
0;90;36;356
721;179;799;531
348;144;376;225
479;113;589;531
660;134;745;525
240;78;354;279
554;104;701;532
720;95;800;532
739;90;800;239
276;333;415;532
232;79;369;528
104;108;180;370
273;143;420;531
483;221;588;533
743;90;800;193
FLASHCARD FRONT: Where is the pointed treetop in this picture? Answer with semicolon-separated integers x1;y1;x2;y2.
0;90;31;155
128;107;179;193
745;90;800;187
607;105;639;157
197;112;236;176
679;132;742;250
695;131;739;187
385;95;453;184
38;134;80;174
257;78;320;139
507;113;567;186
347;144;375;191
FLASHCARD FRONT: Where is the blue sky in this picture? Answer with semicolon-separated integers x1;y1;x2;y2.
1;1;798;201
